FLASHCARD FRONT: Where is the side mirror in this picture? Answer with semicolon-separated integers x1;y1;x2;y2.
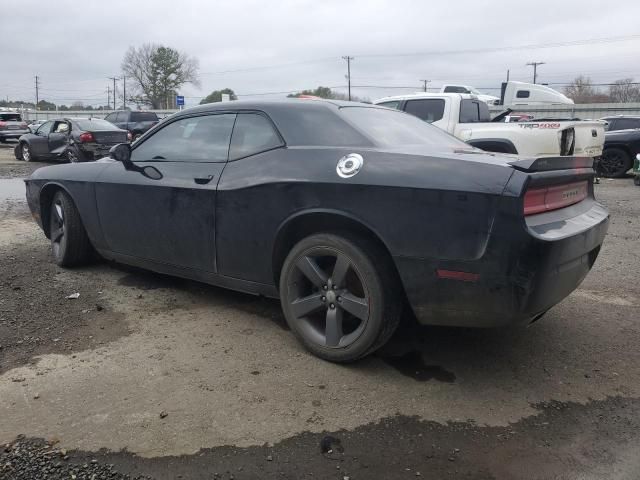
109;143;131;163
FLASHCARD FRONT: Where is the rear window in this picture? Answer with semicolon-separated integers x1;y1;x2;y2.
340;106;468;149
443;86;469;93
614;118;640;130
459;100;490;123
0;113;22;122
130;112;159;122
75;119;119;130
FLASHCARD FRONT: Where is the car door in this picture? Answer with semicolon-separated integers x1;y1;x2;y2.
28;121;54;157
48;120;71;156
94;112;236;272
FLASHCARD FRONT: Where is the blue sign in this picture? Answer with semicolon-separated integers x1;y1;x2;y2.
176;95;185;106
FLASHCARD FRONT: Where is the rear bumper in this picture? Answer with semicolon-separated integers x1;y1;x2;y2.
0;130;29;139
396;199;609;327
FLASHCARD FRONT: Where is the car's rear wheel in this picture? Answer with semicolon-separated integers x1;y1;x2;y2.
21;143;35;162
279;232;401;362
599;147;632;178
49;190;92;267
66;145;86;163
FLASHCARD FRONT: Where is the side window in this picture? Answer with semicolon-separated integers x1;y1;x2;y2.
403;99;445;123
229;113;283;160
131;114;235;162
615;118;640;130
377;101;401;110
104;113;116;123
115;112;127;123
52;121;70;133
37;121;53;136
516;90;530;99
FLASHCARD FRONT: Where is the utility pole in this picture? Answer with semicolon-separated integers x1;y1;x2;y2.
108;76;119;109
122;75;126;110
342;56;354;101
106;87;111;111
34;75;40;110
526;62;545;84
420;79;430;92
506;69;510;82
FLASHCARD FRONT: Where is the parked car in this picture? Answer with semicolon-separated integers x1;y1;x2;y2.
15;117;130;163
374;93;604;157
600;115;640;132
28;119;47;133
104;110;159;140
0;112;30;143
24;100;609;362
599;128;640;178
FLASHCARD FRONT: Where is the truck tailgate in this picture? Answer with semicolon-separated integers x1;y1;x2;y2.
571;121;605;157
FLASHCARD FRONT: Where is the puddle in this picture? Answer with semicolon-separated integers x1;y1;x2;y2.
0;178;26;202
381;351;456;382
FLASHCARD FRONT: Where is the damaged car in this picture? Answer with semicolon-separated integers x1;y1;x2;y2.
15;117;130;163
24;100;609;362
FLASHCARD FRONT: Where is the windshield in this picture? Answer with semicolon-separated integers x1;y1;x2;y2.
75;118;119;130
340;106;468;149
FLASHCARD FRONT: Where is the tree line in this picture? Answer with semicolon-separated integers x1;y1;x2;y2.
563;76;640;103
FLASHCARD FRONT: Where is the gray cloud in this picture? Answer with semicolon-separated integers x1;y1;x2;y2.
1;0;639;107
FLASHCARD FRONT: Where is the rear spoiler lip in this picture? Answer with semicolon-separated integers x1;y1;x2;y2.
508;156;594;172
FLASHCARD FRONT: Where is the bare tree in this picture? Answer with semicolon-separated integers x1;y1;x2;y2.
563;76;609;104
122;44;199;109
609;78;640;103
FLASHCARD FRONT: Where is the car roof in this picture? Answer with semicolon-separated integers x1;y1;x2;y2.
600;115;640;120
170;98;374;117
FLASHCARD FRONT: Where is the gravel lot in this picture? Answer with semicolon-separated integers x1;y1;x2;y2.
1;140;640;479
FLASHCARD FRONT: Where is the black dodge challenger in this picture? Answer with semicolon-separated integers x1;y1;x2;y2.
15;117;130;163
24;100;609;362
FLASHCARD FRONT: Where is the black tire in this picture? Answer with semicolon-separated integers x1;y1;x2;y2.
21;142;35;162
0;138;6;144
599;147;632;178
66;145;86;163
49;190;92;267
279;232;402;363
14;144;23;160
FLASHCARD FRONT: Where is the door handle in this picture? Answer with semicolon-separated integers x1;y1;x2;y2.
194;175;214;185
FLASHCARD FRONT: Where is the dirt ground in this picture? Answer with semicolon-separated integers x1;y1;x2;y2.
1;140;640;479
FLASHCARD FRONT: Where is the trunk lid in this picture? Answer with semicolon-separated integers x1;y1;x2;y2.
91;130;128;144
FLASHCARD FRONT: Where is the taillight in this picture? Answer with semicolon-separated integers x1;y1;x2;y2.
0;121;6;127
524;181;588;216
79;132;95;143
127;131;133;142
20;122;28;128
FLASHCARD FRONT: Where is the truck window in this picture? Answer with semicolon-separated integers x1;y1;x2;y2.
516;90;530;98
131;111;159;122
403;99;445;123
443;86;469;93
459;100;490;123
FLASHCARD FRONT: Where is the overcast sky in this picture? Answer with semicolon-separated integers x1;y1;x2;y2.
2;0;640;108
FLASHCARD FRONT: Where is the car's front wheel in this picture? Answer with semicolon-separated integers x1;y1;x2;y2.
279;232;401;362
599;147;632;178
21;143;35;162
49;190;92;267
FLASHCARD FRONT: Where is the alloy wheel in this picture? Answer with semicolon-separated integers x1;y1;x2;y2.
51;200;66;258
599;151;627;177
22;144;31;162
287;249;370;348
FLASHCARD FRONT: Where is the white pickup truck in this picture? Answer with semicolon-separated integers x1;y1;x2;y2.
374;93;604;158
